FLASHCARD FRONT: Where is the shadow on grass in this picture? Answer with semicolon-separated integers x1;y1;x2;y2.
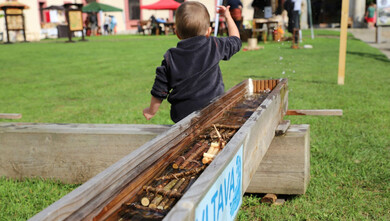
347;51;390;63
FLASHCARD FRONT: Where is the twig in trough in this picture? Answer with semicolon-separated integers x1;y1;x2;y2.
155;166;206;181
149;179;178;209
179;142;209;169
172;140;205;169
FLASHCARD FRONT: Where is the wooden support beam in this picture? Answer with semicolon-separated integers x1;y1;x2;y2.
286;109;343;116
0;113;22;119
0;123;170;183
247;124;310;195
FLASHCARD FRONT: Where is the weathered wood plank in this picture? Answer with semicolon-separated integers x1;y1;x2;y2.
164;79;288;220
0;113;22;119
0;123;170;184
246;124;310;195
286;109;343;116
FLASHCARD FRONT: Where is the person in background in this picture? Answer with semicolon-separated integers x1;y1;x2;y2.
89;12;98;36
143;1;241;123
285;0;301;44
227;0;243;30
365;2;376;29
104;14;111;35
291;0;302;44
84;13;91;36
110;15;117;35
251;0;270;18
150;15;161;35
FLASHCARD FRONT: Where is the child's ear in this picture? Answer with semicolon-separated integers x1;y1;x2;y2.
175;30;182;40
205;27;212;37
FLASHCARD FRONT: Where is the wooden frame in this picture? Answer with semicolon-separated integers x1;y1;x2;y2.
63;3;86;43
29;79;288;221
1;6;27;43
68;11;83;31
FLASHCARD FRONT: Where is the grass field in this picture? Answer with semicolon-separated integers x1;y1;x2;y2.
1;30;389;220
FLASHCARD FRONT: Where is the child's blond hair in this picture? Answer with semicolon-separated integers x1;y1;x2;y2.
175;1;210;39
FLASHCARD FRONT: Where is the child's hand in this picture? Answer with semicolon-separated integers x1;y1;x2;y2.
217;5;231;18
143;107;155;120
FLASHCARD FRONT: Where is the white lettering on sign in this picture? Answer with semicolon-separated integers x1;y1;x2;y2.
195;145;243;221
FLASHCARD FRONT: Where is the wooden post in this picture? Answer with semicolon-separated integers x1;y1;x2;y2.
21;13;27;42
376;26;381;44
3;8;10;43
246;124;310;195
337;0;350;85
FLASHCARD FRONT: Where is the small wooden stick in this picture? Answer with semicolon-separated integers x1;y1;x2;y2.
149;179;177;209
213;124;241;129
261;193;277;204
156;177;186;209
155;166;205;181
162;177;195;210
141;192;155;206
143;186;182;198
286;109;343;116
202;142;220;164
172;140;204;169
157;198;170;210
213;124;222;140
0;113;22;119
222;130;236;140
273;79;277;88
260;80;265;90
171;178;186;192
163;198;176;210
180;142;209;169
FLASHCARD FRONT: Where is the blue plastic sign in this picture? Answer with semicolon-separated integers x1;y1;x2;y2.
195;145;243;221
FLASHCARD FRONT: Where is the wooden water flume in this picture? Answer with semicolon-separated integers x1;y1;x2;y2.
29;79;288;221
111;96;267;220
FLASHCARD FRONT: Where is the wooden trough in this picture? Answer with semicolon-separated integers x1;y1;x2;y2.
0;123;310;195
28;79;289;221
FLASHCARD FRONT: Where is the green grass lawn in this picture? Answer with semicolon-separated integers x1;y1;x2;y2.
1;30;389;220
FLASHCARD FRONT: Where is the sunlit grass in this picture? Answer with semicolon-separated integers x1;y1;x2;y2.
1;30;389;220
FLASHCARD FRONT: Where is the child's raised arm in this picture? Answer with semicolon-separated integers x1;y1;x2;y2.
217;5;240;39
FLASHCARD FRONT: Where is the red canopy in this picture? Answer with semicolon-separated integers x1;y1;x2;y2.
140;0;181;10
